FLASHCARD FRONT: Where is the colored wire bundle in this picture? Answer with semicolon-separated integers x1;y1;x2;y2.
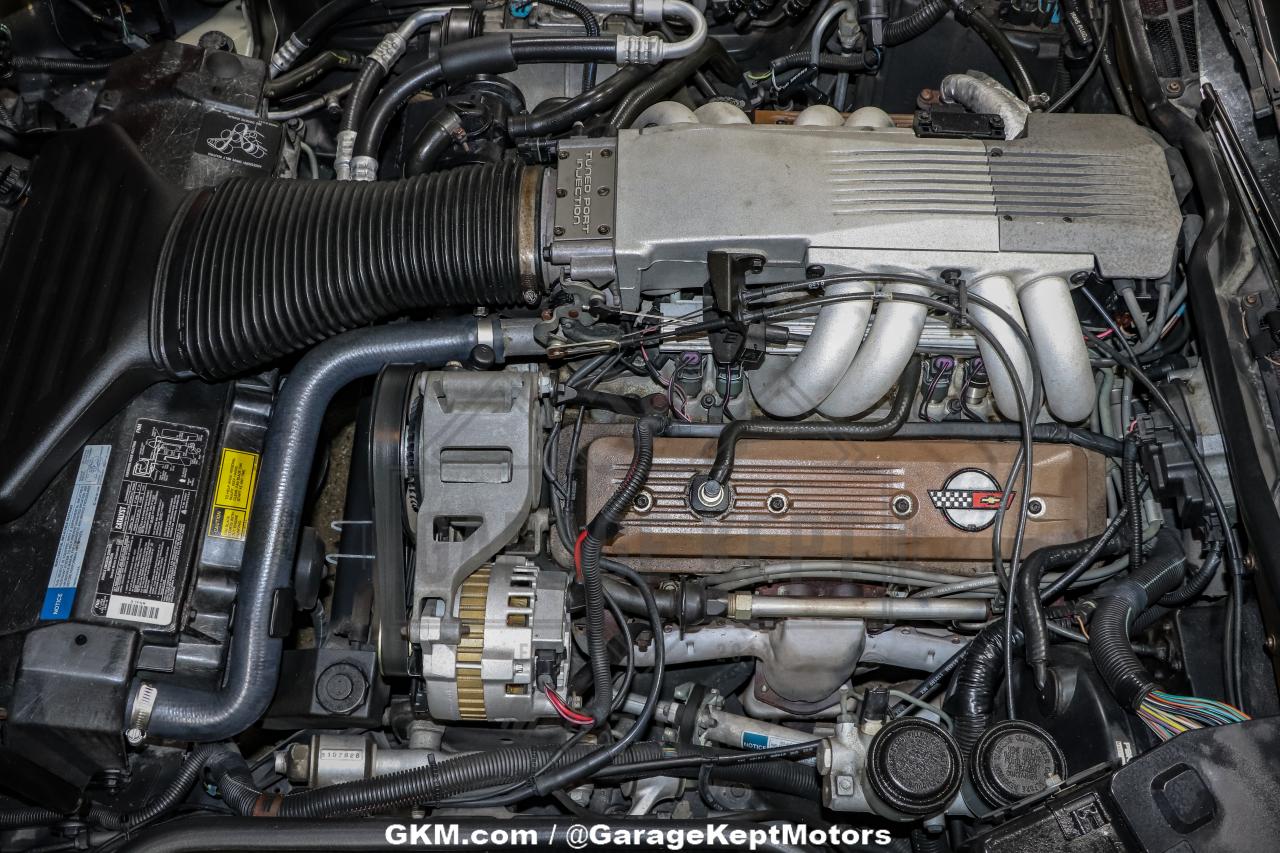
543;682;595;726
1137;690;1250;741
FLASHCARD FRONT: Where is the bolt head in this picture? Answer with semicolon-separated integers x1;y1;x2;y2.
125;727;145;746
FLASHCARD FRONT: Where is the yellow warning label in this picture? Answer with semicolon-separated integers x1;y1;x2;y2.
207;448;259;541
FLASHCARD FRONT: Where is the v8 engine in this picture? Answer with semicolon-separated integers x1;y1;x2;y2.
2;0;1280;850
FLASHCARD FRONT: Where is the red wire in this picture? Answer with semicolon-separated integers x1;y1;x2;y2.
544;685;593;726
573;529;588;581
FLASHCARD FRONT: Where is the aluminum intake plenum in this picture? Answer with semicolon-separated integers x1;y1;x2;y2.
546;112;1182;422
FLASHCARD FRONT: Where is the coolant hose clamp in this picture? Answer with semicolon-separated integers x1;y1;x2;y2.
126;681;158;745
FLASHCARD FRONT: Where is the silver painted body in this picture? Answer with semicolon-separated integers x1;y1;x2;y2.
550;112;1180;422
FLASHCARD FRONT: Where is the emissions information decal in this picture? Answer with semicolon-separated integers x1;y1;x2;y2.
41;444;112;620
207;448;259;541
93;419;209;627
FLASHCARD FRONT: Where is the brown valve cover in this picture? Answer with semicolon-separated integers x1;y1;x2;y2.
581;437;1107;573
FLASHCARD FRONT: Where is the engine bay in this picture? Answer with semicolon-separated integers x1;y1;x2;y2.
3;0;1280;849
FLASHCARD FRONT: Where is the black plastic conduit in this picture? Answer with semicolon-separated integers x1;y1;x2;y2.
1088;530;1186;708
884;0;950;44
1014;521;1129;694
11;55;114;75
130;319;495;741
578;414;666;724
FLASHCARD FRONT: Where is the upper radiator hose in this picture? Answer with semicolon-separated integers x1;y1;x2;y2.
161;160;544;378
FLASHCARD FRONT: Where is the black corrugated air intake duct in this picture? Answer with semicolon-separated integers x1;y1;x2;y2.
0;123;543;520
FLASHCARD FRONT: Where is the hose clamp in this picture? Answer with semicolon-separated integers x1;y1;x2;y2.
350;156;379;182
126;681;158;745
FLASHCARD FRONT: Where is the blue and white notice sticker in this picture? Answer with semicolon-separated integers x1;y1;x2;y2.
40;444;111;620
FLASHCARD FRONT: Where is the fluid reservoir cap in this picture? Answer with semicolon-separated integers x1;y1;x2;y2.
970;720;1067;807
866;717;963;817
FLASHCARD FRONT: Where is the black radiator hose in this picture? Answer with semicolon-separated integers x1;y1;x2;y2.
130;319;498;742
1088;530;1187;708
161;161;543;379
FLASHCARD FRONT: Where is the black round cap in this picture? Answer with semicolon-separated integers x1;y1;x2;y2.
866;718;963;816
970;720;1067;807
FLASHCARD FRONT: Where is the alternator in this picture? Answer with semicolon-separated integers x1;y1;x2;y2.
420;558;571;721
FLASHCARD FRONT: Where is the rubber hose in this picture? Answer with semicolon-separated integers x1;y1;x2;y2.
537;0;602;90
708;357;920;486
162;161;540;378
944;620;1023;753
264;49;362;98
403;107;464;176
1060;0;1094;47
953;2;1038;102
1122;436;1143;574
1015;524;1128;693
884;0;949;45
608;40;734;131
355;35;618;159
1087;530;1186;708
133;318;489;741
580;415;663;723
295;0;370;45
340;53;394;134
508;64;653;137
769;50;878;73
12;56;113;75
1159;542;1222;606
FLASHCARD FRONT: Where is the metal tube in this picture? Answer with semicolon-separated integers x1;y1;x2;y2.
729;595;989;621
